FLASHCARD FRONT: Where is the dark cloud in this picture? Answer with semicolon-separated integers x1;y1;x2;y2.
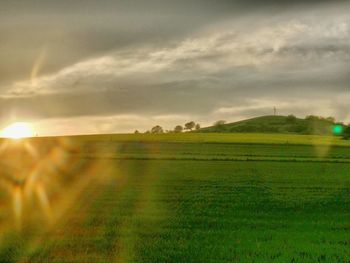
1;0;346;14
1;0;346;85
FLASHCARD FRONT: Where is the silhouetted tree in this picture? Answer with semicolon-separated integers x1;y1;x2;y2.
305;115;319;121
185;121;195;131
286;115;297;124
195;123;201;130
214;120;226;126
174;125;183;133
305;115;336;124
151;125;164;134
326;117;336;123
343;126;350;139
134;130;140;134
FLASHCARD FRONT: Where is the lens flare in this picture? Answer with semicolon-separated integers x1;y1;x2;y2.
332;124;344;136
1;122;34;139
13;185;23;230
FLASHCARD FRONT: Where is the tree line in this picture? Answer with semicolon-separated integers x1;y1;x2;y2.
136;121;201;134
139;119;230;134
134;115;350;139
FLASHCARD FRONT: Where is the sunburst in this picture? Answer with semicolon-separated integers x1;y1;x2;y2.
1;122;34;139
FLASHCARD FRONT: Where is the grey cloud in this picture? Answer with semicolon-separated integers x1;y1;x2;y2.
8;13;350;94
2;0;347;86
1;0;350;134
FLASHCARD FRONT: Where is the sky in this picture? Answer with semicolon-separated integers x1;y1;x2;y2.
1;0;350;135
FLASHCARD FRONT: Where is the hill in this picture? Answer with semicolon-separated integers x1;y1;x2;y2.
198;115;341;135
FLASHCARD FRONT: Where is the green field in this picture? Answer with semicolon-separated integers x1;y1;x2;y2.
0;133;350;262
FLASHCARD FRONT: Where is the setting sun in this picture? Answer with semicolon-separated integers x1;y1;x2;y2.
1;122;35;139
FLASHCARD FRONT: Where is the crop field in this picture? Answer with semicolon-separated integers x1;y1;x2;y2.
0;133;350;262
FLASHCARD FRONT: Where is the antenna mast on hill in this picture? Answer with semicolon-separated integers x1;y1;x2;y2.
273;106;277;116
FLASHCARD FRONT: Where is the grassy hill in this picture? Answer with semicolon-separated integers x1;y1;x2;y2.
198;115;340;135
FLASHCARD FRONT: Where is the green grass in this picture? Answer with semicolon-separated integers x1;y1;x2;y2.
71;132;350;146
1;133;350;262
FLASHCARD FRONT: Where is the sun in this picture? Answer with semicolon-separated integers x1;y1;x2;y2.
1;122;35;139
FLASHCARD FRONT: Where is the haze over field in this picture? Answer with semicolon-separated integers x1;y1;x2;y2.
1;0;349;135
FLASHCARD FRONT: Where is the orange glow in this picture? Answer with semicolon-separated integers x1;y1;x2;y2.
1;122;34;139
13;185;23;230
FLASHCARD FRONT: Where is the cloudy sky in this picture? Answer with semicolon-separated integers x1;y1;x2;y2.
1;0;350;135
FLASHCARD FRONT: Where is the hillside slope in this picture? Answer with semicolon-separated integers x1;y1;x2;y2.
198;115;338;135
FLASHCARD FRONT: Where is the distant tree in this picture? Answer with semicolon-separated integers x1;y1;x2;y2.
195;123;201;130
144;130;150;134
151;125;164;134
305;115;319;121
184;121;196;131
134;130;140;134
343;126;350;139
212;120;227;132
174;125;183;133
286;115;297;124
325;117;336;124
305;115;335;124
214;120;226;126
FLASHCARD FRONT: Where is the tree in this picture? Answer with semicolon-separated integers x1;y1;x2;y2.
174;125;183;133
214;120;226;126
195;123;201;130
305;115;319;121
305;115;336;124
286;114;297;124
343;126;350;139
151;125;163;134
184;121;195;131
134;130;140;134
326;117;336;124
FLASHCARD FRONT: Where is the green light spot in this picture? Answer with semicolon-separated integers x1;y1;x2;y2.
333;125;343;135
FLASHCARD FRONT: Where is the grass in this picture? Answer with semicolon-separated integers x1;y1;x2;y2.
0;133;350;262
71;132;350;146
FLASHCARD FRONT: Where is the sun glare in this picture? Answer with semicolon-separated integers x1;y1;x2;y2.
1;122;34;139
